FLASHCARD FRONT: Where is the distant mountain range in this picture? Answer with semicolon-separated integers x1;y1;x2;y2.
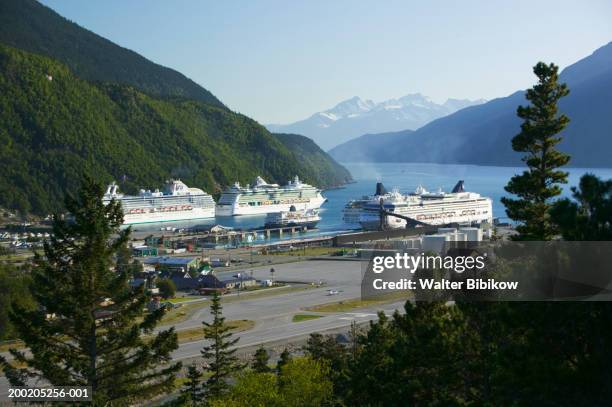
266;95;485;150
330;41;612;167
0;0;351;215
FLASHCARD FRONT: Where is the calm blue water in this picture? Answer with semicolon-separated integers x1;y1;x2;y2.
131;163;612;239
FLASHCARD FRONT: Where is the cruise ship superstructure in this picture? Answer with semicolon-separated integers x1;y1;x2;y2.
265;208;321;229
103;180;216;225
342;182;387;226
358;181;493;230
216;176;325;216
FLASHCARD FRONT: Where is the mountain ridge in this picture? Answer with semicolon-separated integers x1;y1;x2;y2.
266;94;485;150
0;0;226;108
330;41;612;167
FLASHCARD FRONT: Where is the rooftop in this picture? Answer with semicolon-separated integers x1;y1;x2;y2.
143;256;197;265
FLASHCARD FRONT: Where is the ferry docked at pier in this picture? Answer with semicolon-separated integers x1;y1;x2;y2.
216;175;325;216
264;207;321;229
103;180;216;225
357;181;493;230
342;182;388;226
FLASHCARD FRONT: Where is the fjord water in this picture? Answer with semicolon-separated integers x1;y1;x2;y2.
321;162;612;230
131;163;612;237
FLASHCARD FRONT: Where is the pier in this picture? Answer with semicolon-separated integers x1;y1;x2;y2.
132;224;314;250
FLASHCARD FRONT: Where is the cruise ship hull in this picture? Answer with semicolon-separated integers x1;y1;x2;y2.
216;197;325;217
122;207;216;225
342;206;365;226
359;202;493;230
104;180;217;226
264;220;319;229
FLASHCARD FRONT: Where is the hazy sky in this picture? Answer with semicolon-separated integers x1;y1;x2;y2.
42;0;612;124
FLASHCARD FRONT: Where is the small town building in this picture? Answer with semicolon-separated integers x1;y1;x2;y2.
170;273;202;291
143;256;200;273
200;271;257;290
132;245;158;257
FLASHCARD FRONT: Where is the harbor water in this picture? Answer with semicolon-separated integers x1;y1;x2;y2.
130;162;612;239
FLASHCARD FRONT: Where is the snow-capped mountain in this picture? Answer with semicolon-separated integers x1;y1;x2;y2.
266;94;485;150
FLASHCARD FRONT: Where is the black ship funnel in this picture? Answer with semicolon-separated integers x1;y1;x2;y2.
375;182;387;196
451;180;465;193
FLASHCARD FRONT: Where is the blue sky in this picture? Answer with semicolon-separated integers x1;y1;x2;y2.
42;0;612;124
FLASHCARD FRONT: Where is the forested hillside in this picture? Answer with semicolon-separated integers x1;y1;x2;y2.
0;45;351;215
274;133;352;187
0;0;225;107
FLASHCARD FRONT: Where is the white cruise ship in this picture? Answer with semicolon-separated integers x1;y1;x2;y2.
216;176;325;216
358;181;493;230
265;207;321;229
342;182;387;226
103;180;216;225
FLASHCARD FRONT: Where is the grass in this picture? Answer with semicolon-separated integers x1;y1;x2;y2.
306;292;411;313
238;283;286;293
292;314;323;323
222;284;312;304
167;296;202;304
174;320;255;343
161;301;210;326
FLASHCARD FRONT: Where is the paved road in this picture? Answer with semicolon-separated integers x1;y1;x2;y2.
169;259;364;332
0;259;407;400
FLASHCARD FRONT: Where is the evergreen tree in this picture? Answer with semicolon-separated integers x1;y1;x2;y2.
0;178;181;404
550;173;612;240
0;263;34;341
276;348;291;374
304;332;351;402
180;364;203;406
200;291;243;400
157;278;177;299
349;320;360;361
501;62;570;240
211;358;333;407
209;371;282;407
251;346;271;373
277;357;334;407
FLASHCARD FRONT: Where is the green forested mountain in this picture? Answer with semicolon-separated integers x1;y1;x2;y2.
274;133;352;188
0;0;225;108
0;44;351;215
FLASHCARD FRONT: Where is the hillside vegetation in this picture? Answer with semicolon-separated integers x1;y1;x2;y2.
0;0;225;107
274;133;352;187
0;45;351;215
